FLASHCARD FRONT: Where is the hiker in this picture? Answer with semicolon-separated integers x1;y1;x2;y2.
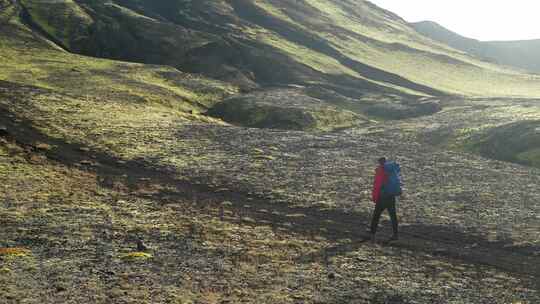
370;157;402;241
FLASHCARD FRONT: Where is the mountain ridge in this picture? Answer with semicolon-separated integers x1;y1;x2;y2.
411;20;540;73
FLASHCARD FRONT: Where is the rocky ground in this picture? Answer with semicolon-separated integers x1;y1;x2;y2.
1;80;539;303
1;1;539;303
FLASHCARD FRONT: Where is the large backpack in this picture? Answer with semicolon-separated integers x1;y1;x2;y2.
381;162;402;197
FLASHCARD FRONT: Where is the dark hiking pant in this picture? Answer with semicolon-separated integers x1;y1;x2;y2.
370;196;398;235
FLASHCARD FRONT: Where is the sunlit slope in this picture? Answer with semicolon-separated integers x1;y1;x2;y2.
13;0;540;98
244;0;540;97
12;0;423;96
0;2;238;112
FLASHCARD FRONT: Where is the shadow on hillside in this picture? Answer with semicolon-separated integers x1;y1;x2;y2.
227;0;449;97
0;97;538;278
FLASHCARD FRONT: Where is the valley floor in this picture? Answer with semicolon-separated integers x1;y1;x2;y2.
1;81;539;303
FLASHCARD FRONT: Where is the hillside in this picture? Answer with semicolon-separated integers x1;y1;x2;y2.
1;0;540;303
8;0;540;99
412;21;540;73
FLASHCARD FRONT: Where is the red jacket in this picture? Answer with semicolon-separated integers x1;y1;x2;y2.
372;165;388;203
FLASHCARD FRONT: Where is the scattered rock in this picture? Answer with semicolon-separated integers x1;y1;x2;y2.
221;201;233;207
433;248;448;256
136;239;149;252
0;125;8;137
79;160;94;166
55;285;67;293
35;143;52;151
241;217;256;224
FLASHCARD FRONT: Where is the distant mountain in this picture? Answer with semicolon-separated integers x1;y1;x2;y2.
483;40;540;73
411;21;540;73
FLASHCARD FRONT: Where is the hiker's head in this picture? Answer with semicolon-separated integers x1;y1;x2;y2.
378;157;386;166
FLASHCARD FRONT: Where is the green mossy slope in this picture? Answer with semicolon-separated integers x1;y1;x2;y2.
14;0;540;98
208;89;366;131
0;1;238;113
465;120;540;167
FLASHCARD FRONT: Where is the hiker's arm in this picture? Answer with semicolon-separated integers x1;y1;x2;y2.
398;168;404;197
372;168;383;203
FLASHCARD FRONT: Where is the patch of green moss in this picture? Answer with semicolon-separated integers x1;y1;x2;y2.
254;154;276;161
120;252;153;261
0;248;31;258
464;120;540;167
207;91;363;131
516;148;540;167
20;0;94;50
